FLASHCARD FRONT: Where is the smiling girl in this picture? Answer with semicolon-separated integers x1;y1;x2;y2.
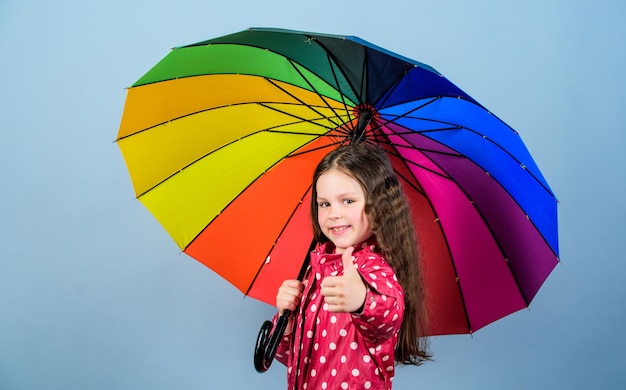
274;143;431;389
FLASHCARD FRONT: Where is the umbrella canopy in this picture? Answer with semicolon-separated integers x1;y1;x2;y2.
116;27;559;336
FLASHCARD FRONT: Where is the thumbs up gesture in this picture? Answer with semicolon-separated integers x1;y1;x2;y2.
321;246;367;313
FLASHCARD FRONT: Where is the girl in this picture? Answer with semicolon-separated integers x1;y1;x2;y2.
274;143;431;389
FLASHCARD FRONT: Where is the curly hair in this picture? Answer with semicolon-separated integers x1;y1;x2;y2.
309;143;431;365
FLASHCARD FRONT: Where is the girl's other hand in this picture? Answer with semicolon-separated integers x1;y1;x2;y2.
276;279;304;315
321;246;367;313
276;279;303;336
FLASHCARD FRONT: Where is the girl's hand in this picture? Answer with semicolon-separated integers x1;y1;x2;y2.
276;279;303;336
276;279;304;315
321;247;367;313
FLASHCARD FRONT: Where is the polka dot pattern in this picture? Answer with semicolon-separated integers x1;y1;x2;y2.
273;239;403;389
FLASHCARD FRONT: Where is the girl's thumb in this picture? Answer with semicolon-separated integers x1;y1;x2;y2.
342;246;356;275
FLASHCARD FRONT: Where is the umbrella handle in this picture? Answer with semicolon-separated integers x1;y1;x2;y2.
254;243;313;373
253;311;290;373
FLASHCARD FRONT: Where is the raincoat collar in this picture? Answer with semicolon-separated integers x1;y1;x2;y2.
313;236;380;265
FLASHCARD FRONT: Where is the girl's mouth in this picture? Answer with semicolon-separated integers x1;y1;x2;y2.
329;225;350;234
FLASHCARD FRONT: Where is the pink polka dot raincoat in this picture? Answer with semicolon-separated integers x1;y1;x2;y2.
274;238;404;390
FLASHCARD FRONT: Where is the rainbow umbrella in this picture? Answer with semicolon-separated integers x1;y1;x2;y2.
116;28;559;344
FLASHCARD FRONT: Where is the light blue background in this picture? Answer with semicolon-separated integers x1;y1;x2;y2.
2;1;624;388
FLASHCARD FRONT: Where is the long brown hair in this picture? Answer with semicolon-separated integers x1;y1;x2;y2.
310;143;431;365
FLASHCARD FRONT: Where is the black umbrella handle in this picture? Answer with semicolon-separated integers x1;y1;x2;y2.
254;245;313;373
254;310;291;373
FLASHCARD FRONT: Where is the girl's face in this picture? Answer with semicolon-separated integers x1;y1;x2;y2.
315;168;373;254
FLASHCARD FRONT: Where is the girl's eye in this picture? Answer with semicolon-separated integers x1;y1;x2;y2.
343;199;355;205
318;201;330;208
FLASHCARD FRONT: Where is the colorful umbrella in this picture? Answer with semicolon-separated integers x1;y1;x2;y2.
117;28;559;345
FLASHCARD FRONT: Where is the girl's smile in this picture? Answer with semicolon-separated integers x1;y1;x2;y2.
315;168;373;254
329;225;349;234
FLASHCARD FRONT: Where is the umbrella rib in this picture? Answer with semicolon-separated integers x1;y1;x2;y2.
324;56;356;132
257;102;342;132
359;44;368;104
383;99;556;199
388;127;535;312
289;35;361;133
310;36;361;106
384;144;461;185
286;139;345;158
386;119;544;328
264;76;346;130
385;119;559;269
392;143;475;333
116;100;330;142
132;118;327;199
372;64;415;110
365;126;466;182
244;184;315;297
380;126;557;244
309;36;362;131
283;49;355;130
382;136;473;334
315;49;359;132
131;99;351;200
379;97;440;126
183;140;319;253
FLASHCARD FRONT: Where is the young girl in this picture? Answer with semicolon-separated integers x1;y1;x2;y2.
274;143;430;389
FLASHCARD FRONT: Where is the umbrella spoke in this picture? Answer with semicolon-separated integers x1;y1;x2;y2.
265;77;347;131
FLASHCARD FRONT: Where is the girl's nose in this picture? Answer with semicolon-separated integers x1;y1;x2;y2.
329;204;341;219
